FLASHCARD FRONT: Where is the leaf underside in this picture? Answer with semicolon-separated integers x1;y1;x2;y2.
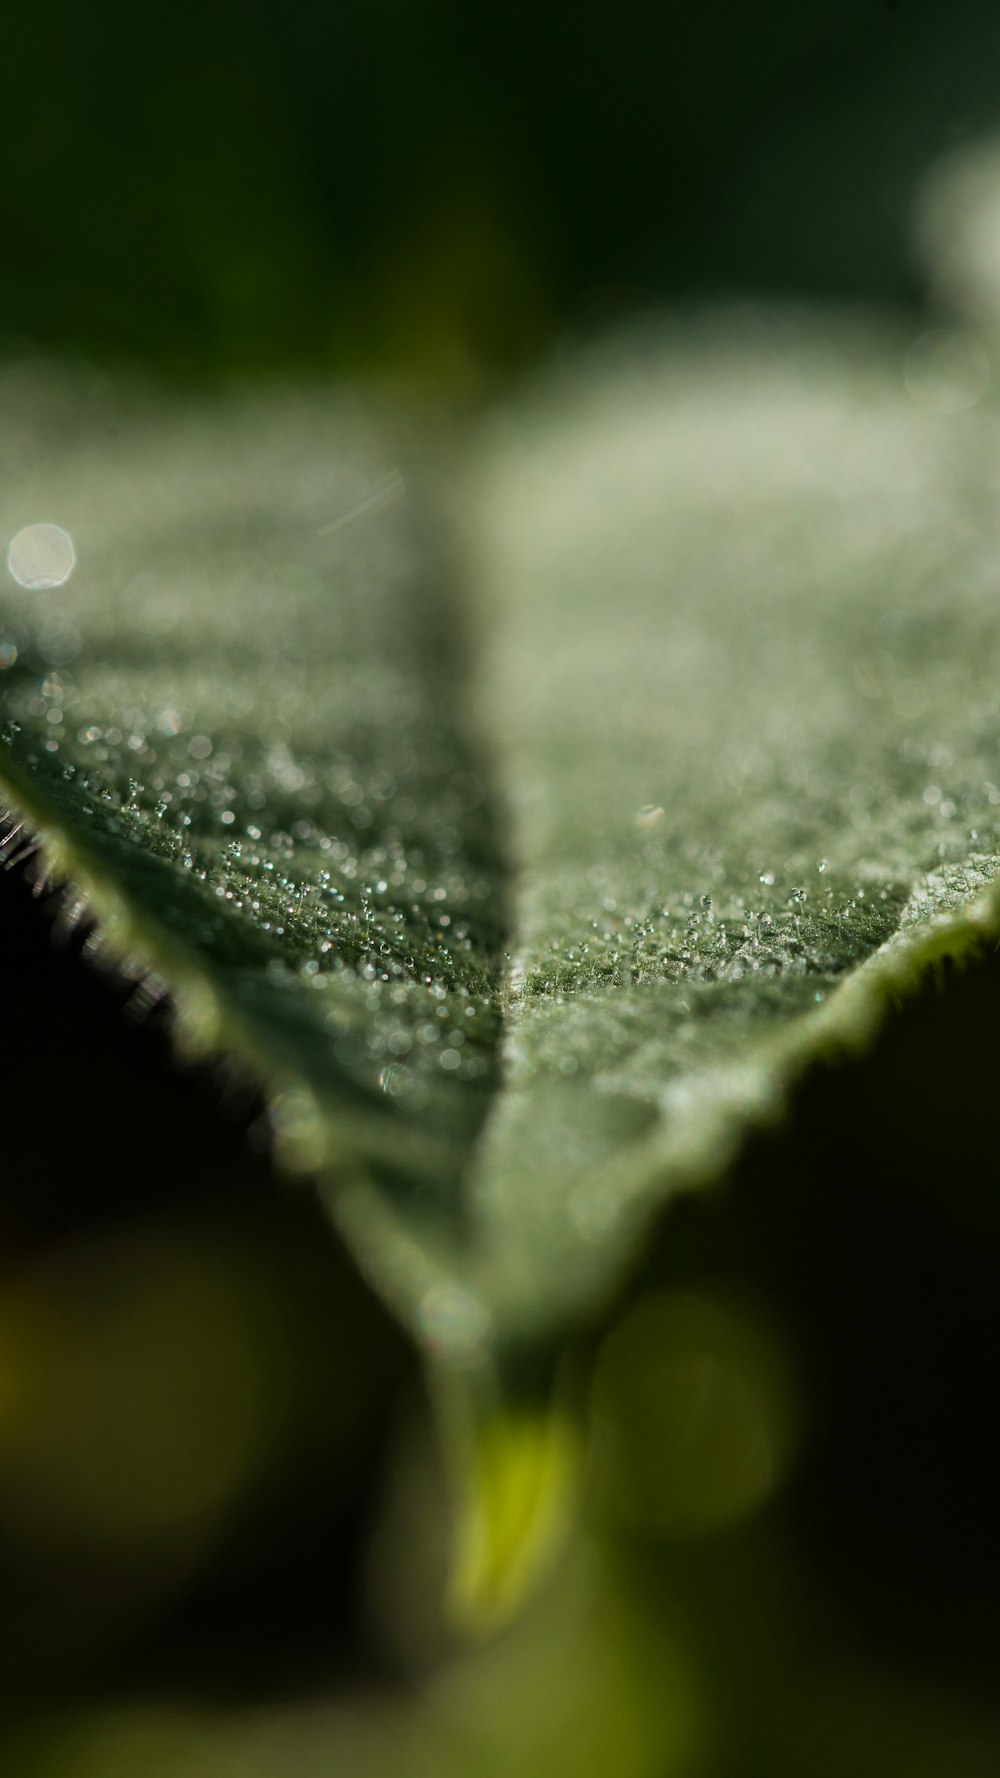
2;312;1000;1566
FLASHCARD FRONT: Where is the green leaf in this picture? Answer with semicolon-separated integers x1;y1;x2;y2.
0;377;505;1239
3;276;1000;1618
461;306;1000;1346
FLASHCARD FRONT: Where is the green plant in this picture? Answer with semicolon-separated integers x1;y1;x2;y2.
3;133;1000;1778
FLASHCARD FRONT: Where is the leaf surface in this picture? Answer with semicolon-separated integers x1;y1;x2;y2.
3;296;1000;1613
0;377;505;1330
462;309;1000;1342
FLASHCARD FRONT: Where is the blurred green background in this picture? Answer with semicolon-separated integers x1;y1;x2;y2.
5;0;1000;388
4;3;1000;1773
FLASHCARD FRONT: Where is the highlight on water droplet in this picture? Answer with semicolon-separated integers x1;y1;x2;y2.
6;522;76;590
635;804;664;831
904;328;989;413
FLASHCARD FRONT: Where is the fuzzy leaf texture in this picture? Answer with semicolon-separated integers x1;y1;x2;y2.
3;150;1000;1620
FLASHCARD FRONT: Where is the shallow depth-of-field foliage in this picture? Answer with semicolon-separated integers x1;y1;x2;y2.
4;67;1000;1778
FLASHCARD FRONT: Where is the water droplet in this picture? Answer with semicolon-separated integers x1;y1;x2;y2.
817;858;829;873
7;522;76;590
635;804;664;831
759;871;775;887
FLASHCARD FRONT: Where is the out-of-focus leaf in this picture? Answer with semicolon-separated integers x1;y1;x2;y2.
3;154;1000;1619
